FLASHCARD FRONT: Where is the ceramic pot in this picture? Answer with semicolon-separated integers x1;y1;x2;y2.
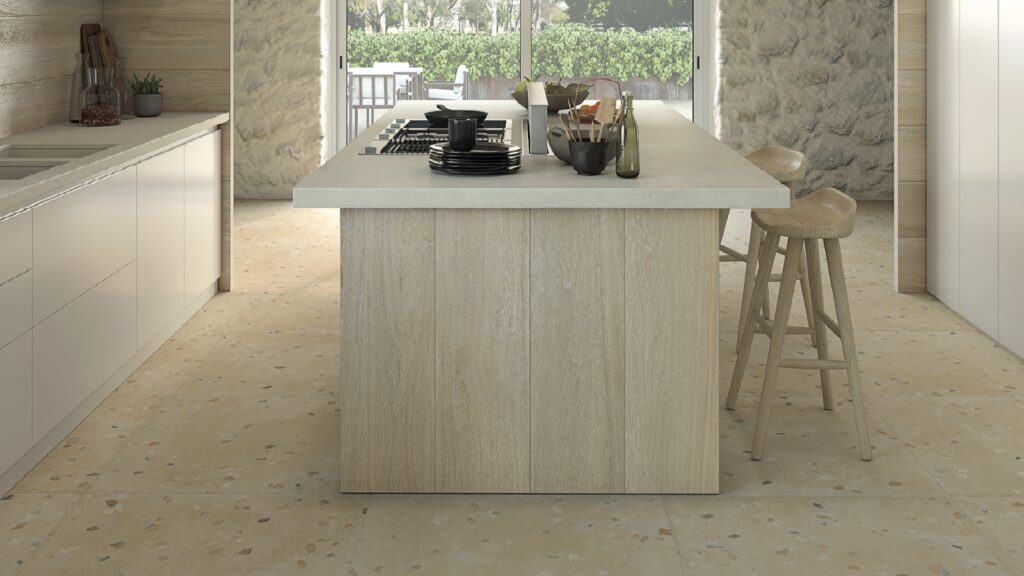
569;140;610;175
133;93;163;117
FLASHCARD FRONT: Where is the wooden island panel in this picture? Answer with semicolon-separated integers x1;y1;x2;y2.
530;209;626;493
625;209;719;494
340;209;436;492
435;209;531;493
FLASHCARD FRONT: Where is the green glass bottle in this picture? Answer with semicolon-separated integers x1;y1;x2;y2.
616;91;640;179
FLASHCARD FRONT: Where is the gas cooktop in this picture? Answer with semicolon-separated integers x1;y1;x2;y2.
360;119;513;155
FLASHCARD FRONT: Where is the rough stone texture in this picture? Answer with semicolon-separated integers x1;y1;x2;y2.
234;0;323;199
720;0;895;200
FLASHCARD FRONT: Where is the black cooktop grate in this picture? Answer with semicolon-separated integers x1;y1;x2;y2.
380;120;508;155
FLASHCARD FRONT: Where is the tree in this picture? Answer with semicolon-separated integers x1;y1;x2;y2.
562;0;692;30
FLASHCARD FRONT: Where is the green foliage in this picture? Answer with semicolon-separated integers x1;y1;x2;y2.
130;73;163;95
348;24;692;84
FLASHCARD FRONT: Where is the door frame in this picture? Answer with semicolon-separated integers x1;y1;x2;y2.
326;0;715;157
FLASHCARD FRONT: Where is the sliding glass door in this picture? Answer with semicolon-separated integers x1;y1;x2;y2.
334;0;703;146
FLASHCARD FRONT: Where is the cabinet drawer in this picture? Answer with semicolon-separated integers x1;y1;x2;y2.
0;209;31;283
184;130;222;300
0;270;32;349
0;332;32;474
33;166;137;323
34;262;137;443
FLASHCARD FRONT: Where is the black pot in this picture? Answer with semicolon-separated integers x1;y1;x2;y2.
424;104;488;128
569;140;610;175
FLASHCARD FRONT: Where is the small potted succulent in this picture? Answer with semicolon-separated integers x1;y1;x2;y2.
130;73;163;117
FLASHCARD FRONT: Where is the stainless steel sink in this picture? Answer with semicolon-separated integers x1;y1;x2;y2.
0;144;112;159
0;160;68;180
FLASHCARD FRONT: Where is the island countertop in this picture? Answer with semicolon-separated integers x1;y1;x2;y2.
294;100;788;209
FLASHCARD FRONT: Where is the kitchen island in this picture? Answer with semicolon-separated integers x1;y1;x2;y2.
294;101;788;494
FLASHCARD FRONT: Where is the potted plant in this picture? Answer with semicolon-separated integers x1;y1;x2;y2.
130;73;163;117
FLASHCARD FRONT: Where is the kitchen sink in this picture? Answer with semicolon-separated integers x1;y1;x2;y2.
0;144;112;159
0;160;68;180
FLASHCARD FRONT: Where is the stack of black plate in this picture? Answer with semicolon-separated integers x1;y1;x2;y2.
428;142;522;176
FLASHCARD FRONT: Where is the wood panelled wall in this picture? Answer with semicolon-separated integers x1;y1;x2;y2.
103;0;233;290
0;1;103;139
896;0;927;292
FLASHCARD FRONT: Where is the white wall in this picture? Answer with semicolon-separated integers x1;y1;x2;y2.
927;0;1024;359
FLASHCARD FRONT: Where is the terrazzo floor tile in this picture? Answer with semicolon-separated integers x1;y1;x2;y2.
871;398;1024;496
348;495;682;575
665;496;1016;575
176;331;339;398
14;396;167;495
90;396;340;496
857;330;1024;399
113;333;219;397
956;497;1024;573
0;493;78;576
15;493;367;576
719;399;943;497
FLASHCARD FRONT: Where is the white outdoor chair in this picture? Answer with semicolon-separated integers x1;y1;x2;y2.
427;64;468;100
348;72;397;142
372;62;415;99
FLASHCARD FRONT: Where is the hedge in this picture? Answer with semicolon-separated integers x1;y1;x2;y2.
348;24;693;84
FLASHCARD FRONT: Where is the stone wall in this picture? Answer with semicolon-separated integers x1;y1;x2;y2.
234;0;323;199
719;0;895;200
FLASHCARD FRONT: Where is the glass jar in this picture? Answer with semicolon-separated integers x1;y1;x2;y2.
80;68;122;127
68;53;85;123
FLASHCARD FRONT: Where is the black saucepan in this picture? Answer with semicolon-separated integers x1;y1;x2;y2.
424;104;488;128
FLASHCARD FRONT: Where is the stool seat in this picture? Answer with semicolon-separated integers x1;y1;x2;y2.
752;187;856;240
746;145;808;185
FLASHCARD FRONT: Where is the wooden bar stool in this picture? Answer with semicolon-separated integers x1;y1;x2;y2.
727;187;872;462
721;146;816;352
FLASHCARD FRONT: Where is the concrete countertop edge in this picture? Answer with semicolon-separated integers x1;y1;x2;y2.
0;112;229;220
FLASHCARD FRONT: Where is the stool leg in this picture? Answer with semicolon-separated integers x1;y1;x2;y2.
804;239;833;411
798;251;818;348
736;221;763;352
719;209;731;244
823;239;872;461
728;231;781;411
752;237;804;461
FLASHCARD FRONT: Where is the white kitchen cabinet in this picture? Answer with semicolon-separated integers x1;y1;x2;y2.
138;146;186;347
32;167;137;324
33;263;137;443
0;333;32;474
184;131;222;301
957;0;1000;338
999;0;1024;358
926;0;960;308
0;210;32;349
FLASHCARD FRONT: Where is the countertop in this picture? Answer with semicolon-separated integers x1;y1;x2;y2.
0;112;229;218
294;101;788;210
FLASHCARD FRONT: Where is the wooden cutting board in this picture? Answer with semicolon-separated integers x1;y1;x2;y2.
98;31;118;69
80;23;101;57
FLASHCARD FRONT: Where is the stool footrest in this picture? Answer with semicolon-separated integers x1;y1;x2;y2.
753;314;817;336
817;310;842;337
720;245;747;262
778;358;848;370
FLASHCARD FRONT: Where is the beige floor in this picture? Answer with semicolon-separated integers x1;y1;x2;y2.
2;201;1023;575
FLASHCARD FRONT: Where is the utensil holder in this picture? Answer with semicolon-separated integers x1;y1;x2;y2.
569;140;610;175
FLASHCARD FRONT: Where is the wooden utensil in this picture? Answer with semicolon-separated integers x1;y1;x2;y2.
593;97;617;142
98;31;117;69
560;113;575;142
80;23;101;56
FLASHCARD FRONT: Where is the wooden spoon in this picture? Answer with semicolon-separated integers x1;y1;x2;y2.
593;97;617;142
560;113;575;142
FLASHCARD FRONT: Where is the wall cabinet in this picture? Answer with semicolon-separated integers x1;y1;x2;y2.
138;148;186;347
0;334;32;474
928;0;1024;358
1;128;224;495
32;167;137;324
184;131;223;301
